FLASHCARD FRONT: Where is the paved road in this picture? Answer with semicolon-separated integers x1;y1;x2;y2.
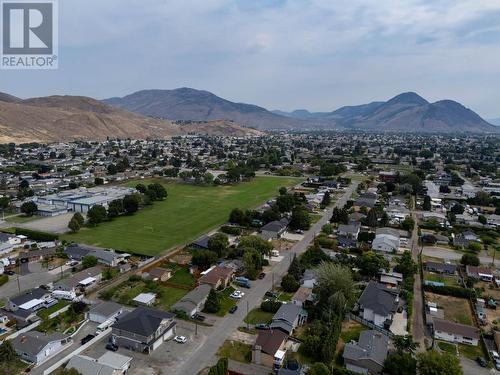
461;358;496;375
173;182;358;375
423;246;499;266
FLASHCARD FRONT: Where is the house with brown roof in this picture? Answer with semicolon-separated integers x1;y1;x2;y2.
291;286;313;307
145;267;172;282
466;266;493;282
252;329;288;368
432;318;479;346
198;266;234;289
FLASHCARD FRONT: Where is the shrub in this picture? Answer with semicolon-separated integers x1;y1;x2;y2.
261;300;282;313
0;274;8;286
423;284;474;298
220;225;242;235
14;228;59;241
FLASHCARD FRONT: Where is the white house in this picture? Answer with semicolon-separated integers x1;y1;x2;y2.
12;331;71;364
372;228;400;253
357;281;399;328
432;318;479;346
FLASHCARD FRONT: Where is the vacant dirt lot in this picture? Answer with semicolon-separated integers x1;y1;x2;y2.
425;292;474;325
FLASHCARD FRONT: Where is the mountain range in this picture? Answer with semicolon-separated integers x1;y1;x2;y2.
0;93;262;143
105;89;497;133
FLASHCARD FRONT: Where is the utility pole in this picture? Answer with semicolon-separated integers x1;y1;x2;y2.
246;300;249;330
195;321;198;336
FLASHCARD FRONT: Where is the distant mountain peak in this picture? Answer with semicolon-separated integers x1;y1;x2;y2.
386;92;429;106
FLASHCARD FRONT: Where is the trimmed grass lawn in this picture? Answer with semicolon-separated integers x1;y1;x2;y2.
215;287;236;317
4;214;38;224
37;300;70;320
437;341;457;354
217;340;252;363
162;263;196;287
244;308;274;324
340;321;364;343
62;176;301;256
458;343;484;360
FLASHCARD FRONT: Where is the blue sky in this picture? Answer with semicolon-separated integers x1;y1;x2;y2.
2;0;500;117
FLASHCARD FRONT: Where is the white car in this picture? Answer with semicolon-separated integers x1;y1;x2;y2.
174;335;187;344
230;291;245;299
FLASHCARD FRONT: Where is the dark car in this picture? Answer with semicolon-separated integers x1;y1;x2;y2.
397;306;404;313
476;357;487;367
255;324;270;330
80;334;95;345
258;273;266;279
4;270;15;275
265;291;278;298
229;305;238;314
192;313;206;322
106;343;118;351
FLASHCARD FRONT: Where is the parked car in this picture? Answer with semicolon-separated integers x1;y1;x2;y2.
105;343;118;351
230;290;245;299
397;306;404;313
255;324;270;330
4;270;14;275
476;357;487;367
265;291;278;298
229;305;238;314
192;313;206;322
490;350;500;360
495;360;500;371
80;334;95;345
258;273;266;279
174;335;187;344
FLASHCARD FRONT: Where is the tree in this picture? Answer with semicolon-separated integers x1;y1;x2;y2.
276;194;295;213
243;248;263;279
306;363;330;375
384;352;417;375
321;224;333;235
393;335;418;353
123;194;140;214
321;191;331;207
148;183;168;200
0;340;16;361
289;207;311;231
359;251;389;277
417;350;462;375
204;288;220;313
208;357;228;375
281;274;300;292
135;183;147;193
203;173;214;185
279;187;287;195
94;177;104;186
450;203;464;214
422;195;431;211
468;242;482;252
330;207;348;224
73;212;84;226
394;251;417;277
208;233;229;257
229;208;247;225
82;255;98;269
366;208;378;227
461;253;480;266
314;262;356;319
0;196;10;211
401;216;415;231
191;250;218;270
478;215;487;225
288;255;303;280
68;216;81;232
87;204;107;226
21;201;38;216
107;199;124;218
238;235;273;257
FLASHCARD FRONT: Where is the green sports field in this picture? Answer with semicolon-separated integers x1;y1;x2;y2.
62;176;301;256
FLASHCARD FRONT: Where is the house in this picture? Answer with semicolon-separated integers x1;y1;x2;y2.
379;171;398;183
453;231;479;248
18;248;56;263
357;281;399;328
466;266;493;282
371;228;400;253
67;352;133;375
111;307;176;353
172;284;212;317
354;193;377;209
145;267;172;282
432;318;479;346
343;330;389;374
349;212;366;223
252;329;289;368
260;218;289;240
337;222;361;238
199;266;234;289
87;302;123;324
12;331;71;364
425;262;456;275
337;236;358;249
379;270;403;287
0;232;22;246
53;265;103;292
64;243;127;267
190;235;210;250
291;286;313;307
5;287;55;313
132;292;156;306
270;303;308;335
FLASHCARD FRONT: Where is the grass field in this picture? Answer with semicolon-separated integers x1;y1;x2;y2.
425;292;473;325
62;176;301;256
244;308;273;324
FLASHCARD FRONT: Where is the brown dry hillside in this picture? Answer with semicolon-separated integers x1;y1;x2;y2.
0;94;262;142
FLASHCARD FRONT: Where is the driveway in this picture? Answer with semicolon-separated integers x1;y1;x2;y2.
461;358;496;375
172;182;358;375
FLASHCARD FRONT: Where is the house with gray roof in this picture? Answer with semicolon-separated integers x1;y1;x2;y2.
87;301;124;324
111;307;176;353
260;218;289;240
12;331;71;364
270;303;307;334
357;281;399;328
343;330;389;374
337;222;361;238
172;284;211;317
67;352;132;375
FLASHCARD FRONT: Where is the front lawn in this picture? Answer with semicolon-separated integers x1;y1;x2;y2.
244;308;274;324
37;300;70;320
458;343;484;360
215;287;236;317
217;340;252;363
62;177;301;256
437;341;457;354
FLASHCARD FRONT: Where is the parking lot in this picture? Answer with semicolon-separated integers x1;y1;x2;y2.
82;320;211;375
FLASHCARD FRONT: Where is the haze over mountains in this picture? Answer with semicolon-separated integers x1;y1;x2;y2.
0;92;261;143
106;89;497;133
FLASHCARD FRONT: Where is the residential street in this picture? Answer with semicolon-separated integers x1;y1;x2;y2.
172;182;358;375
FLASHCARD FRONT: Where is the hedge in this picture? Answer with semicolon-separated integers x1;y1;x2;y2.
14;228;59;241
220;225;242;236
0;274;8;286
423;284;474;299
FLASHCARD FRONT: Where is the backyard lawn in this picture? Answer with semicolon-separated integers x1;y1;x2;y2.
217;340;252;363
423;271;459;287
62;176;301;256
244;308;274;324
425;292;474;325
160;263;196;287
